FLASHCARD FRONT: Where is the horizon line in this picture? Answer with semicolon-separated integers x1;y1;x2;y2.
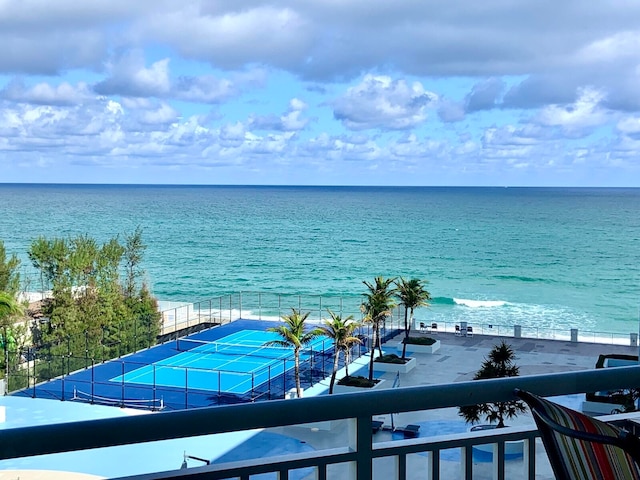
1;182;639;189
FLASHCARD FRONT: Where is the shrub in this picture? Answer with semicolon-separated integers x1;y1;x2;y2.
403;336;436;346
338;375;379;388
375;353;409;364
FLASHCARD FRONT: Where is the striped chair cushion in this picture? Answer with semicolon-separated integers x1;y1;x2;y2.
523;392;640;480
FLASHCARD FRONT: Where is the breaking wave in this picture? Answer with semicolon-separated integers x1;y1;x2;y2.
431;296;507;308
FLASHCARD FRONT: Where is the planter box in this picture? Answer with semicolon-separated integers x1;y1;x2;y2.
334;378;386;394
398;340;441;354
374;356;417;374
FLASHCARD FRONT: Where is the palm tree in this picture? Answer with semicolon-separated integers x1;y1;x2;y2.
318;310;361;394
0;292;24;392
267;308;323;399
395;278;431;360
361;276;397;382
458;341;527;428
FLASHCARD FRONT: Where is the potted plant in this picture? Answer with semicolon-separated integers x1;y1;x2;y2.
373;352;417;373
266;308;323;399
400;335;440;354
317;310;362;394
361;276;397;382
334;373;385;393
395;277;431;360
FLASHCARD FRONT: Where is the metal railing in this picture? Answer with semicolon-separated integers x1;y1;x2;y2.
159;292;638;347
158;292;407;337
3;366;640;479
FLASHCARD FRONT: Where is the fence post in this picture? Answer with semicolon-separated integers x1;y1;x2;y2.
571;328;579;342
90;359;95;404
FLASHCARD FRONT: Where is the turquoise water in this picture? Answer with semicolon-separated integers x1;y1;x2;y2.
1;184;639;335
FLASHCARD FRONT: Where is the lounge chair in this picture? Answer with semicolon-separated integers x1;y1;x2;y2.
455;325;461;336
401;424;420;438
515;389;640;479
466;326;473;337
372;420;384;434
430;322;438;334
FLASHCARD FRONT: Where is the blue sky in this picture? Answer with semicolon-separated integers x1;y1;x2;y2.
1;1;640;186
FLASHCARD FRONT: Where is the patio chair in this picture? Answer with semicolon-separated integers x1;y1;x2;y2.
419;322;427;333
372;420;384;434
455;325;461;336
400;424;420;438
430;322;438;334
515;389;640;480
466;326;473;337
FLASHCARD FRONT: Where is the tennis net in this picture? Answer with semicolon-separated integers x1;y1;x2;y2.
176;337;317;360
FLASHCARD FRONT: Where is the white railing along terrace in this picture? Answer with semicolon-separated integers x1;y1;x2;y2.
3;366;640;480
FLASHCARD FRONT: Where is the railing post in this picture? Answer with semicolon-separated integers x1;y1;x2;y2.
355;416;372;480
493;442;505;480
571;328;578;342
523;437;536;478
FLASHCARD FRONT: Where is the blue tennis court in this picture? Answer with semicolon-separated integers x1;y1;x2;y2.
13;319;373;410
112;330;329;394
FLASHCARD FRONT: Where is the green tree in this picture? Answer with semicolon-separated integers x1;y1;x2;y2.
123;226;146;299
318;310;361;394
458;341;527;428
267;309;323;399
27;230;161;378
361;276;397;382
0;242;21;295
395;278;431;360
0;292;24;390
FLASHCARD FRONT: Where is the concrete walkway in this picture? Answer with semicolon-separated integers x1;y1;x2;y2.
276;331;638;479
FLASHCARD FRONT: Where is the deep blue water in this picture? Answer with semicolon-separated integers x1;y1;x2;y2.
1;184;639;335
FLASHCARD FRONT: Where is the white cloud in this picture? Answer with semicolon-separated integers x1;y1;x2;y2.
333;75;437;130
1;1;640;185
174;75;236;103
142;5;312;71
617;116;640;135
95;51;171;97
578;31;640;64
1;80;93;106
535;87;610;136
139;102;178;125
249;98;309;132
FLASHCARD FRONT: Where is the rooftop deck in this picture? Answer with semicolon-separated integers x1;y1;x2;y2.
3;328;639;479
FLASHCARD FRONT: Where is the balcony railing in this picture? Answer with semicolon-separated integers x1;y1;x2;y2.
2;365;640;479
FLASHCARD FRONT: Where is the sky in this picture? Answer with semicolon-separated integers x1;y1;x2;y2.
1;1;640;187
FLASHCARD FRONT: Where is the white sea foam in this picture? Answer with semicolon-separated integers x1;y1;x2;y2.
453;298;507;308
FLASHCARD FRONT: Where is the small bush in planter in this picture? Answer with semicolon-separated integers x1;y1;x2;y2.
403;336;437;346
375;353;409;364
338;375;379;388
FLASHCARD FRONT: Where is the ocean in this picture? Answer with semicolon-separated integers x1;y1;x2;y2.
1;184;639;337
